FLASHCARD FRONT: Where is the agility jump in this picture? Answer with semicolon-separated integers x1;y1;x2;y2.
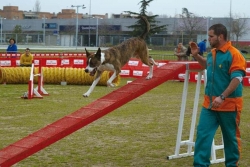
22;63;48;99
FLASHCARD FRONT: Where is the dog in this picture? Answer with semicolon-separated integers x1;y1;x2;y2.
83;16;158;97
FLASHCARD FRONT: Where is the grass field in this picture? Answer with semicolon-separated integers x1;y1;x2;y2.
1;77;250;167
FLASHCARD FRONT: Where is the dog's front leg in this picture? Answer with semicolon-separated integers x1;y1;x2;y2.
107;71;117;87
146;65;154;79
83;72;102;97
146;57;158;79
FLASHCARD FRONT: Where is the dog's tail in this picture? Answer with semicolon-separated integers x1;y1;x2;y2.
139;15;150;40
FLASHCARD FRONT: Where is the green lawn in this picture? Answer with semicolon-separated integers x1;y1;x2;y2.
1;78;250;167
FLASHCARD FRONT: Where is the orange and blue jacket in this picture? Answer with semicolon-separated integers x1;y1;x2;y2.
203;41;246;111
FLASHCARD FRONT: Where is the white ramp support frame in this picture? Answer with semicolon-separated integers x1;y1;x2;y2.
167;66;225;164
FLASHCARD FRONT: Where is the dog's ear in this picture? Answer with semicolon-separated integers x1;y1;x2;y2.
85;48;90;57
97;48;101;54
95;48;102;60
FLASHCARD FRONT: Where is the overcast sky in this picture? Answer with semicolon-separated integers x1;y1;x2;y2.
0;0;249;18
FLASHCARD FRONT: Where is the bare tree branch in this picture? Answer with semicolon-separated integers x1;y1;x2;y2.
231;14;250;45
178;8;206;39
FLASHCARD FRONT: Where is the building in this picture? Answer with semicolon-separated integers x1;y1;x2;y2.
0;6;107;20
0;6;250;48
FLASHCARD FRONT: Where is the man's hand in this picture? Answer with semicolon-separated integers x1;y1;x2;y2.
190;42;199;56
212;96;224;109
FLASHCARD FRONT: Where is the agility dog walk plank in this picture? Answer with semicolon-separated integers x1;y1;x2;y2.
0;63;192;167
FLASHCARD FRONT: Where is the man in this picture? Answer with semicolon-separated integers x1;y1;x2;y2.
174;43;187;61
198;39;207;56
191;24;246;167
20;48;33;67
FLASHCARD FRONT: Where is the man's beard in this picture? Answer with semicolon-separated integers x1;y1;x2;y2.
210;39;219;48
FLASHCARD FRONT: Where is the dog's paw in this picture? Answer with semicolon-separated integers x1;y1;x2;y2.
154;62;159;66
149;58;159;66
146;75;153;80
107;82;115;87
83;93;90;97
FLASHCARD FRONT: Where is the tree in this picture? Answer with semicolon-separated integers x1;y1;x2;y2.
124;0;167;41
34;0;41;13
230;14;250;46
178;8;206;40
13;25;23;43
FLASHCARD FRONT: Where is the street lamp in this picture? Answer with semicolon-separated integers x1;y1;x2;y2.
88;0;92;46
42;15;47;46
229;0;232;40
71;5;86;50
95;17;103;47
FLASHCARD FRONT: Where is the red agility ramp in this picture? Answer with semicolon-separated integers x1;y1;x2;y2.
0;62;201;167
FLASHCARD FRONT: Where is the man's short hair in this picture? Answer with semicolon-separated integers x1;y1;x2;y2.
209;24;227;40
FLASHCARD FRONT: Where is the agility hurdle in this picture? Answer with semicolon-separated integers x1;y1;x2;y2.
23;63;49;99
167;62;225;164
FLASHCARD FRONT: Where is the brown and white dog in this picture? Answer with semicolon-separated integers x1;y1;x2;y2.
83;16;158;97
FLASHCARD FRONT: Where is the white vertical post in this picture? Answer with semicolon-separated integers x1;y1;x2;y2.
95;17;102;47
42;15;46;46
76;7;78;49
96;18;98;47
71;5;86;50
229;0;232;40
0;17;2;45
206;18;209;45
181;31;183;43
206;17;212;48
88;0;91;46
174;69;190;156
187;71;202;153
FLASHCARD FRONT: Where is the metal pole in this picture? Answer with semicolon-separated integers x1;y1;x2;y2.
206;17;212;48
96;18;98;47
89;0;91;46
206;17;209;44
43;15;45;46
229;0;232;40
0;18;2;45
181;31;183;43
76;7;79;50
72;5;85;50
